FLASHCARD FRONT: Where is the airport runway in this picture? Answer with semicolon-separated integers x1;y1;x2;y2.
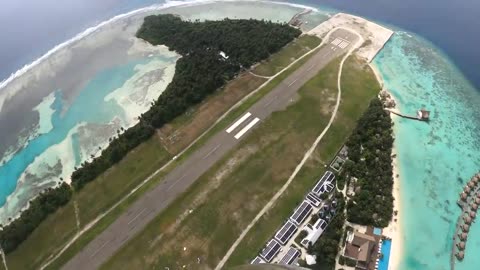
62;29;358;270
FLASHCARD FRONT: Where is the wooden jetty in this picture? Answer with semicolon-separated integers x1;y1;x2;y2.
451;172;480;270
388;108;430;122
288;9;312;27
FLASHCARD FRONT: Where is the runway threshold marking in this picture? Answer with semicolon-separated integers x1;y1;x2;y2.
90;240;110;258
234;117;260;139
288;78;299;87
203;144;221;159
127;208;148;226
226;112;251;133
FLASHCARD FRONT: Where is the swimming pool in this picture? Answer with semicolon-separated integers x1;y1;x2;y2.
373;227;382;235
378;239;392;270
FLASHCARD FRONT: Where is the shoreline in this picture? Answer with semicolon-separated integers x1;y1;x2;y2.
372;62;403;270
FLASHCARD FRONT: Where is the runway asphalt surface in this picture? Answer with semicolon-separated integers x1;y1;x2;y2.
62;29;358;270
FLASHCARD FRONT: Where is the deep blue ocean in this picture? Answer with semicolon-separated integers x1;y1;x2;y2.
1;0;479;89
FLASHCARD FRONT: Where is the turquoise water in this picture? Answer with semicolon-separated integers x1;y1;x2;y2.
374;32;480;269
373;227;382;236
379;239;392;270
0;58;151;206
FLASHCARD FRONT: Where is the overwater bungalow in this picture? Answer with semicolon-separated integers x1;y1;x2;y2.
477;193;480;199
416;109;430;120
468;181;475;188
460;192;468;201
456;251;465;260
457;241;466;250
469;211;476;219
472;203;478;211
473;177;479;184
459;232;468;240
462;224;470;232
464;216;472;224
464;186;472;194
475;198;480;204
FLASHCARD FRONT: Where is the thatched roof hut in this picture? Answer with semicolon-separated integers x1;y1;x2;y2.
473;176;479;183
462;224;470;232
468;181;475;188
470;211;476;219
457;241;466;250
461;192;468;201
459;232;468;240
477;193;480;199
464;215;472;224
456;251;465;260
475;198;480;204
464;186;472;193
471;203;478;211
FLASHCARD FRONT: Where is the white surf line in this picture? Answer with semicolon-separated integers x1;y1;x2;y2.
202;144;221;160
234;118;260;140
40;25;338;270
90;240;110;258
127;208;148;226
226;112;251;133
215;28;364;270
288;78;299;87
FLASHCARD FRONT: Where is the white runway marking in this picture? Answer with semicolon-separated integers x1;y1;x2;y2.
128;208;148;225
288;78;299;87
167;174;186;191
338;41;349;49
90;240;110;258
203;144;221;159
331;38;341;46
226;112;251;133
234;118;260;139
307;64;315;71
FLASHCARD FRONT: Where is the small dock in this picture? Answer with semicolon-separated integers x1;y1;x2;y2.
387;108;430;122
289;9;312;27
451;172;480;270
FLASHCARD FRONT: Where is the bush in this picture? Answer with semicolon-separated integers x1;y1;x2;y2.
345;257;357;267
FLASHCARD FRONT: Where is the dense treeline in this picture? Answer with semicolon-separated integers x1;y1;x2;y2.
308;194;346;269
0;15;300;253
0;183;72;253
344;98;394;227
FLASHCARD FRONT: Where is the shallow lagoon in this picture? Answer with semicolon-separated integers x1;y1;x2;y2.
0;2;479;269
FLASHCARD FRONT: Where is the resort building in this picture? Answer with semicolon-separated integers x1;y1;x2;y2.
300;219;328;248
343;232;378;270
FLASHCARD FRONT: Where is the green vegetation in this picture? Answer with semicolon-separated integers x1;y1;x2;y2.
0;183;71;253
253;34;321;76
308;195;345;269
5;138;170;270
223;57;381;268
344;98;394;227
0;15;299;256
101;56;342;270
73;14;300;190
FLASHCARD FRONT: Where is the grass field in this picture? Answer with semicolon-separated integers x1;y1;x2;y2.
253;35;321;77
224;57;381;267
100;56;344;270
3;35;322;270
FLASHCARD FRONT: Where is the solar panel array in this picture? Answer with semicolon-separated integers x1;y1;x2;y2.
260;239;281;262
279;247;301;265
274;220;297;245
315;219;327;230
251;256;266;264
312;171;335;196
306;192;321;206
290;200;313;225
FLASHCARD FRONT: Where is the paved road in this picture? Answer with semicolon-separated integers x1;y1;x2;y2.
62;29;357;270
